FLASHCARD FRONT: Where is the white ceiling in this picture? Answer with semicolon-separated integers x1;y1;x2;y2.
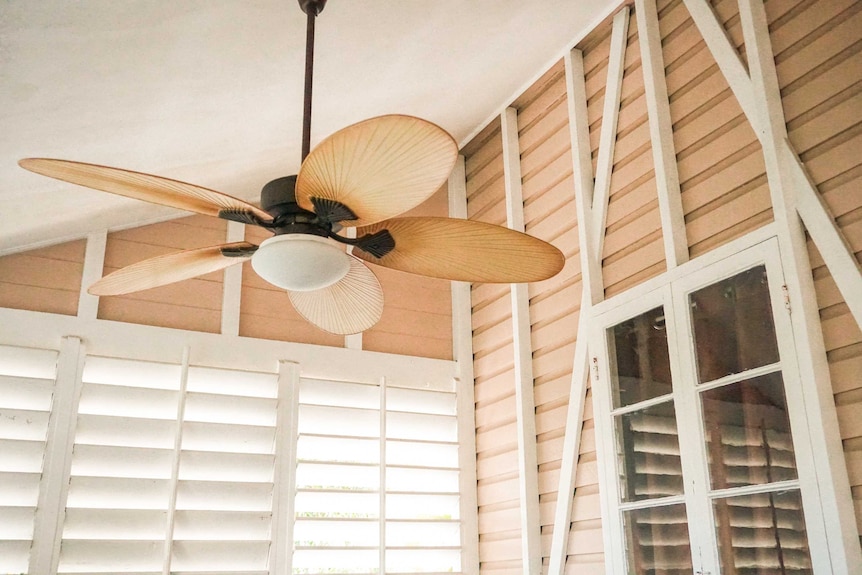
1;0;615;253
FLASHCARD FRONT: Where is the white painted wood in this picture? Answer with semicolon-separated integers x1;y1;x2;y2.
29;336;85;575
77;230;107;320
379;377;387;571
162;346;190;575
501;106;542;574
220;221;245;337
635;0;688;269
448;155;480;575
271;360;301;575
682;0;761;134
547;48;602;575
590;7;630;261
736;1;862;570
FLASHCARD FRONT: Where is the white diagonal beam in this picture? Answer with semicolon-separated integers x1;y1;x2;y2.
547;44;608;574
501;106;542;574
637;0;688;269
77;230;107;320
737;0;862;571
590;7;631;261
221;221;245;336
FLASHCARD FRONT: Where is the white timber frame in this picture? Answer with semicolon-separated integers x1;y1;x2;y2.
500;106;543;573
449;155;481;574
545;0;862;571
220;220;245;337
547;7;629;572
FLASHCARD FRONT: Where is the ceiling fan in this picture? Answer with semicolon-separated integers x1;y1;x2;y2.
18;0;564;335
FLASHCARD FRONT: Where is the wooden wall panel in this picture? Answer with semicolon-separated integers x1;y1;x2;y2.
98;216;225;333
363;185;453;359
603;9;667;297
513;58;586;570
0;239;85;316
766;0;862;542
659;0;774;257
464;118;523;574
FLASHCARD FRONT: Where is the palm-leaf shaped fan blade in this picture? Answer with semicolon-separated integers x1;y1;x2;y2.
19;158;273;223
352;217;565;283
295;115;457;227
288;255;384;335
89;242;258;296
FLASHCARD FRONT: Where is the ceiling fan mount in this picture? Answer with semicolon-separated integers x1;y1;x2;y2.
17;0;565;335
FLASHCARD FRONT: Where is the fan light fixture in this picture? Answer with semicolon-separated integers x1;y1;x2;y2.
251;235;350;291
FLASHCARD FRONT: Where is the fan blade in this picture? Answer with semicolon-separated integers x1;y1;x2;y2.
89;242;258;296
288;256;384;335
19;158;272;223
353;217;565;283
295;115;457;227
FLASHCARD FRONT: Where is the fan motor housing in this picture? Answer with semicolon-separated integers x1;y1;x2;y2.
260;176;329;237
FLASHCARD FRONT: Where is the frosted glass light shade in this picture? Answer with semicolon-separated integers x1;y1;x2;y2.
251;235;351;292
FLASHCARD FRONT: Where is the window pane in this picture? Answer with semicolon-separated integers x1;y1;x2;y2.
623;503;693;575
608;306;672;408
701;372;797;490
615;401;683;502
713;490;812;574
690;265;779;383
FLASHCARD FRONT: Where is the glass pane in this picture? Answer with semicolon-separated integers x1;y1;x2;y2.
713;489;812;575
623;504;693;575
608;306;672;408
701;372;797;490
615;401;683;502
690;265;780;383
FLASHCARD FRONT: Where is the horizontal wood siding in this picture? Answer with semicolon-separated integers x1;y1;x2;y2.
238;224;343;347
603;8;667;298
766;0;862;543
363;185;453;360
0;239;85;316
513;59;584;570
659;0;773;257
464;118;523;574
98;216;225;332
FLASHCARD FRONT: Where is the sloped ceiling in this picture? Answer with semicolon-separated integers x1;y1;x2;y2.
1;0;614;253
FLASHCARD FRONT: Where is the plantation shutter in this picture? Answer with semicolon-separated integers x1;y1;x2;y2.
0;344;58;575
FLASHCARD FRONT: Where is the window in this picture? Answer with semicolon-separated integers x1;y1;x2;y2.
593;241;831;574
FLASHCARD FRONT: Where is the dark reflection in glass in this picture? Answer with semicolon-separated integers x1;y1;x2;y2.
616;401;684;502
623;503;693;575
690;265;780;383
609;306;672;408
701;372;797;490
713;490;812;575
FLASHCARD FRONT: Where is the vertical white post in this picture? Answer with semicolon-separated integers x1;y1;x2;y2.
78;230;107;320
221;221;245;336
449;155;480;574
162;346;190;575
636;0;688;269
736;0;862;570
501;106;542;574
547;46;605;575
379;377;387;572
29;336;85;574
271;360;301;575
344;229;364;350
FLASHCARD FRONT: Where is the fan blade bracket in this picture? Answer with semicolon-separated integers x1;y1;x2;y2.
328;229;395;258
220;243;259;257
218;208;271;227
310;197;358;224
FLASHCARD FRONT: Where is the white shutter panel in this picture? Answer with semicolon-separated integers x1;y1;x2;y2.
0;345;58;575
171;366;278;574
58;356;182;575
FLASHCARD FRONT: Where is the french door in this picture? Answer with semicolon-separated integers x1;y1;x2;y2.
592;240;831;574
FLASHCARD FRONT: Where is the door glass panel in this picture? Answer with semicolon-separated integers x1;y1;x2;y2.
615;401;684;502
609;306;673;408
701;372;798;490
712;489;812;574
623;503;693;575
690;265;780;383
